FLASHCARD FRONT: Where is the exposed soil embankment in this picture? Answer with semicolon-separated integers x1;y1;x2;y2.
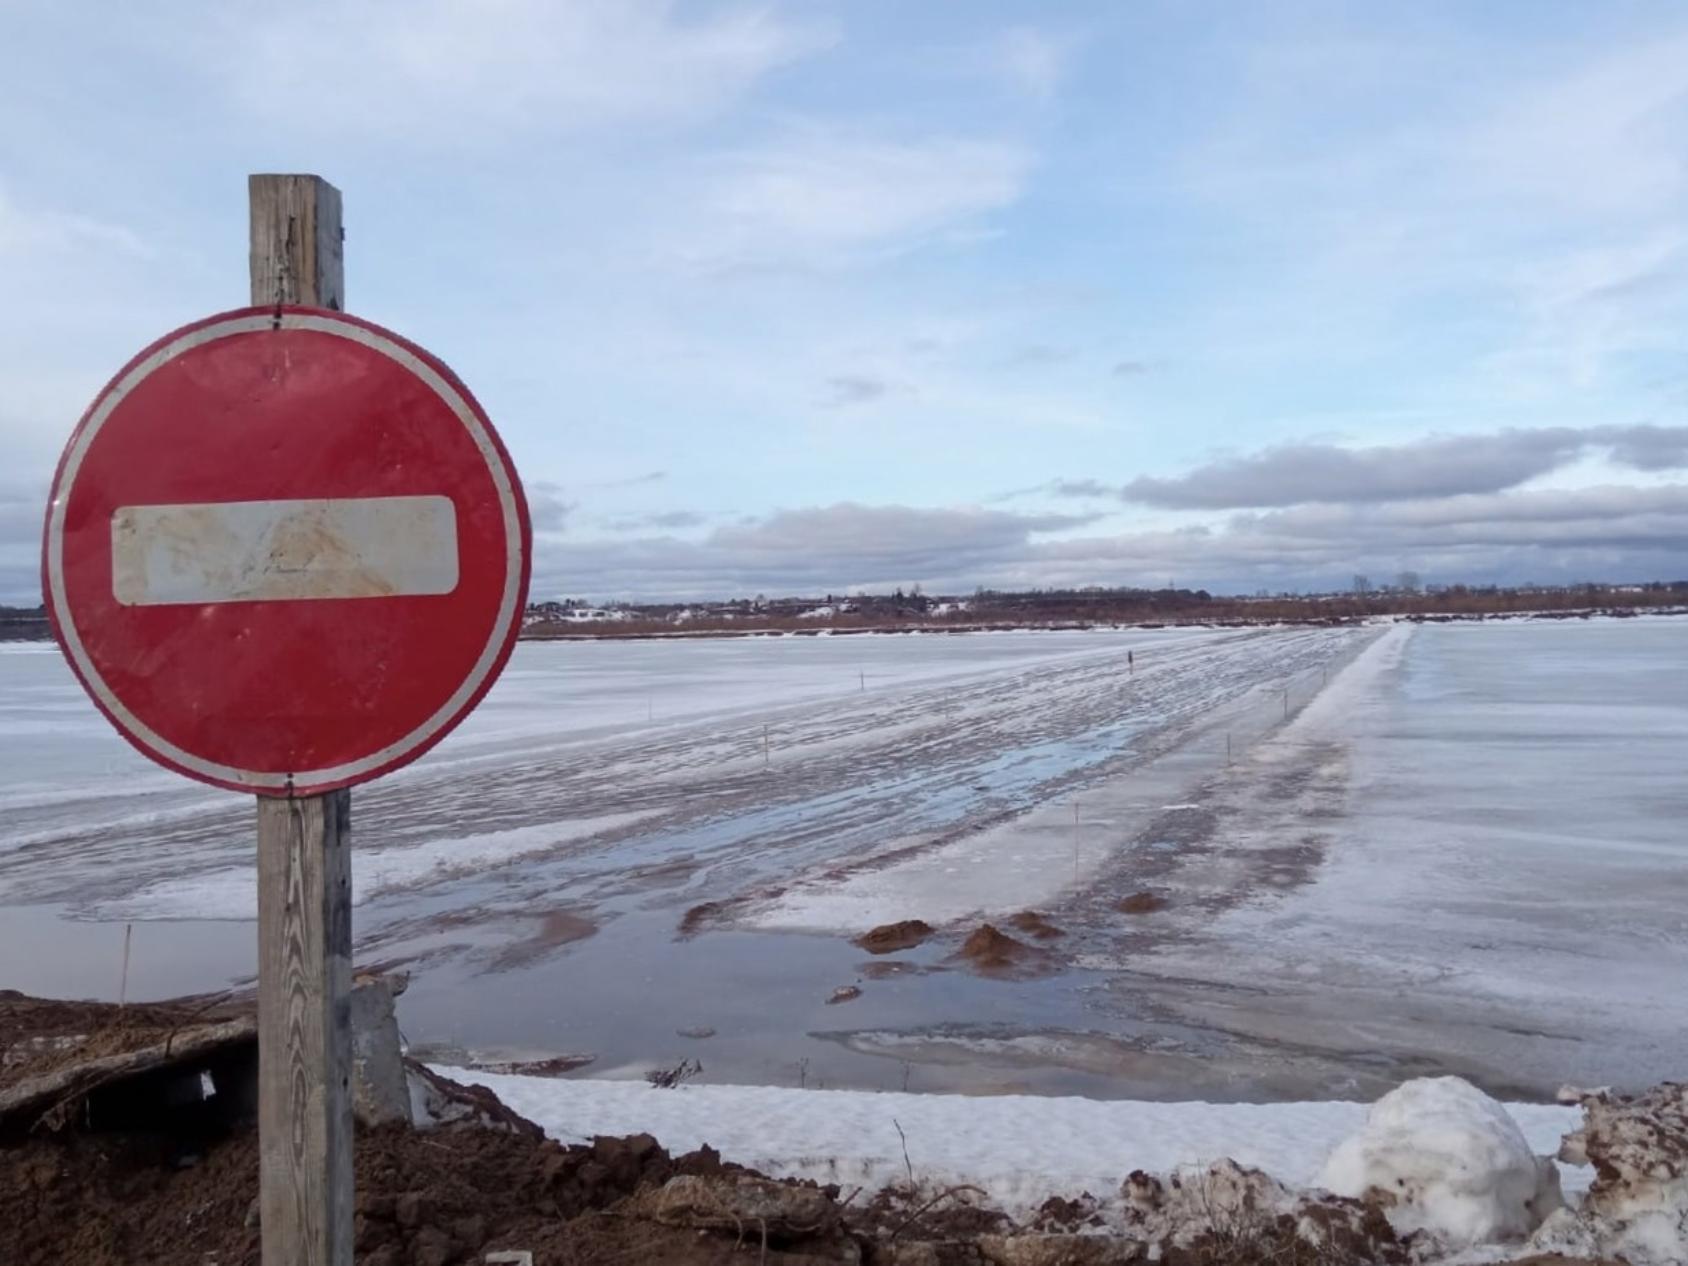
3;992;1665;1265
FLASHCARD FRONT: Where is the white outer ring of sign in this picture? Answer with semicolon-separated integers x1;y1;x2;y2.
45;312;525;792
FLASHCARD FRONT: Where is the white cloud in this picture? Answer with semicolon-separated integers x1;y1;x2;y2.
1235;484;1688;538
1063;427;1688;510
503;483;1688;604
0;188;150;260
995;27;1071;102
213;0;835;140
8;470;1688;606
1464;30;1688;215
1169;19;1688;405
1499;232;1688;391
683;127;1032;269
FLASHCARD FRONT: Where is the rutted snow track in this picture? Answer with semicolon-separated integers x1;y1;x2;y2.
0;625;1367;960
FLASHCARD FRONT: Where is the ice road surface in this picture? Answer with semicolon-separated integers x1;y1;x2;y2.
2;617;1684;1101
1102;617;1688;1099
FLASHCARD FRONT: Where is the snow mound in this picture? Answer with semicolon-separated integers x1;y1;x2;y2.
1317;1075;1561;1248
1527;1081;1688;1266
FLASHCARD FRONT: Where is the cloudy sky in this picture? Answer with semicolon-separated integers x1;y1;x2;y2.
5;1;1688;602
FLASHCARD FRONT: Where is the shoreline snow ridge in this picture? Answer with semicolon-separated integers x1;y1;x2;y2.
436;1066;1688;1261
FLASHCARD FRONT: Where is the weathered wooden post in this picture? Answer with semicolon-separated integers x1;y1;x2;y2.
250;174;344;312
258;788;352;1264
42;170;530;1266
250;173;353;1266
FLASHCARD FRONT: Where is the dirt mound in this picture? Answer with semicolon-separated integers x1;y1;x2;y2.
1117;891;1168;914
0;1098;770;1265
1007;910;1066;940
853;919;934;954
952;924;1058;978
1;991;809;1264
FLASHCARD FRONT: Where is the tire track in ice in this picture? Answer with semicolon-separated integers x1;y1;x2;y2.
1;627;1370;952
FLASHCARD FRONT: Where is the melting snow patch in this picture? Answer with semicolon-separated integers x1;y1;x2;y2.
1527;1081;1688;1266
442;1069;1586;1227
1318;1075;1561;1249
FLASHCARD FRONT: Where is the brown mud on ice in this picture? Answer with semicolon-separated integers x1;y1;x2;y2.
483;909;599;972
952;923;1061;978
1006;910;1067;940
853;919;933;954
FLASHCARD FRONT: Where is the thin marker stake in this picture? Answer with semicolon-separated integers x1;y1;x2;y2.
119;923;133;1010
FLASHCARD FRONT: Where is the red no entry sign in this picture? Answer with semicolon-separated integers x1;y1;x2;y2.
43;307;531;796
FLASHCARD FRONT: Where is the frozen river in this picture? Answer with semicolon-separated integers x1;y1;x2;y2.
1;617;1682;1101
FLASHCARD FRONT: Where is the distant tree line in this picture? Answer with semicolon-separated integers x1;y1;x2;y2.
519;579;1688;639
7;580;1686;644
0;605;48;641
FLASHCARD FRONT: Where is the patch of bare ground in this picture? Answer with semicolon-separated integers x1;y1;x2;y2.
854;920;934;954
2;1111;799;1266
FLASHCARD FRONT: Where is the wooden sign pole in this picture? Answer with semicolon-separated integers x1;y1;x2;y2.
250;173;354;1266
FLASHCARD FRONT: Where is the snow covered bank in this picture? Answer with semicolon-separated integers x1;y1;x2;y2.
442;1069;1588;1221
434;1069;1688;1261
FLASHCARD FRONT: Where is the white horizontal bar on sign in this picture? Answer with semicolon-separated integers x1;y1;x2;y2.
110;495;460;606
